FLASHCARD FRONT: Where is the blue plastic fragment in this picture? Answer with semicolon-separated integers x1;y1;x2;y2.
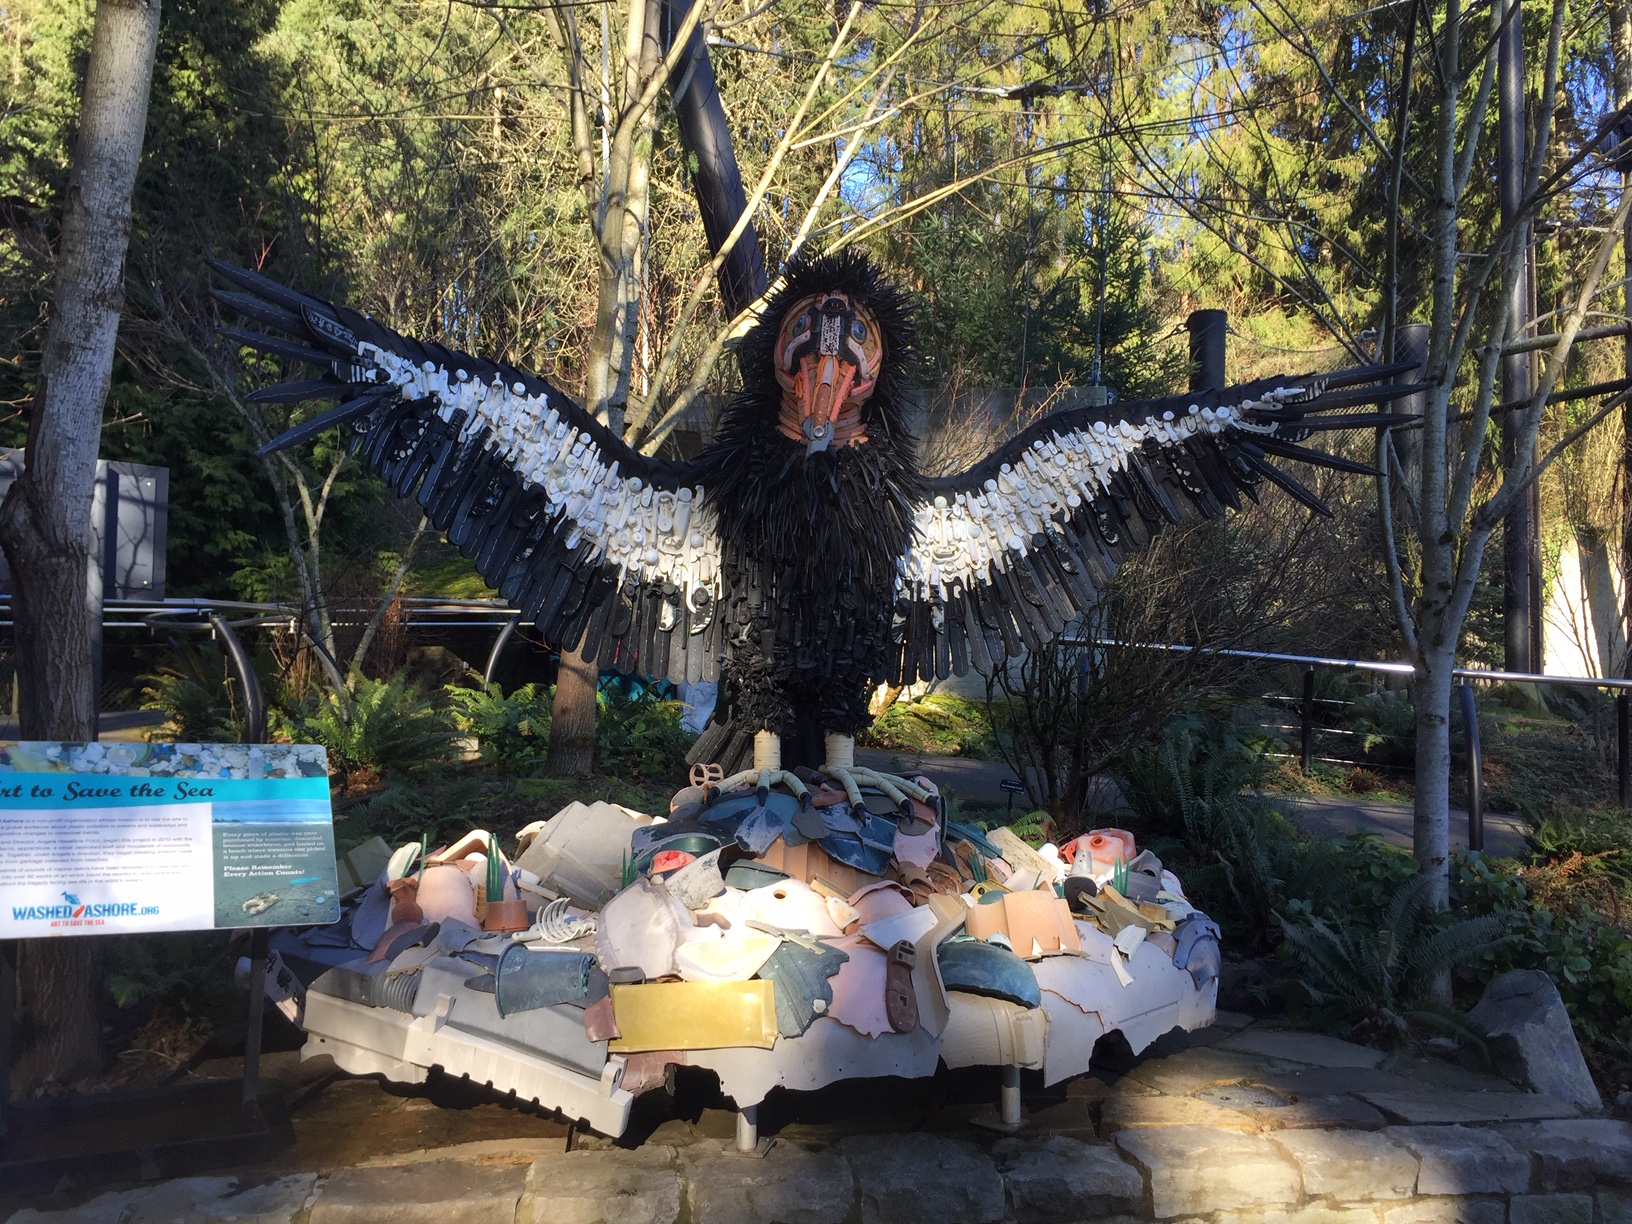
756;939;849;1036
936;937;1042;1008
494;944;597;1017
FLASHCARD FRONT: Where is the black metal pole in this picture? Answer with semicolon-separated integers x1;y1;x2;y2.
1618;693;1630;810
483;614;521;689
243;926;268;1117
1187;310;1228;395
1300;667;1316;773
210;612;265;744
1460;682;1484;852
1498;0;1535;674
0;940;14;1150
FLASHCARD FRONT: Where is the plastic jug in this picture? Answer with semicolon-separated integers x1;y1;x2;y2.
1063;828;1137;877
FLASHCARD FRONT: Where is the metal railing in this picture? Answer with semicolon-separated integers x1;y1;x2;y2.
1090;638;1632;852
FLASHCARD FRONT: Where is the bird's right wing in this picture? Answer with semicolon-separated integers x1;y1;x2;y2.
210;260;726;684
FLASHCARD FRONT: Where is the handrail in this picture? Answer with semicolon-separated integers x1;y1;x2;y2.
1083;636;1632;692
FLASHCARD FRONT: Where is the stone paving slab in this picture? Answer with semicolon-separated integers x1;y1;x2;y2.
311;1161;527;1224
1100;1092;1264;1133
1244;1094;1390;1131
1384;1127;1531;1197
1270;1129;1420;1202
1121;1047;1280;1096
6;1175;319;1224
1361;1091;1580;1125
994;1135;1145;1222
518;1147;680;1224
680;1143;853;1224
1507;1193;1595;1224
1499;1118;1632;1189
1219;1031;1388;1069
841;1133;1006;1224
1380;1198;1507;1224
1115;1124;1302;1217
1598;1186;1632;1224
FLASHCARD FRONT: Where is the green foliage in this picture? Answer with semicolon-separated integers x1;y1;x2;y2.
596;683;695;780
860;693;994;758
447;680;553;772
105;932;235;1015
1453;852;1632;1091
337;772;674;852
278;675;453;779
138;642;243;741
1277;872;1514;1051
1344;688;1418;770
1119;719;1268;846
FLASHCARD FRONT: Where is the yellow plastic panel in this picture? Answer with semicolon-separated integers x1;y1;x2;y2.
609;980;778;1052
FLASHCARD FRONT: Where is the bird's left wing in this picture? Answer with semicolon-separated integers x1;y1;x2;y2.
210;260;725;684
890;366;1418;683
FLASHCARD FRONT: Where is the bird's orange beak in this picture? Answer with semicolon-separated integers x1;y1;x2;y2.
774;291;883;454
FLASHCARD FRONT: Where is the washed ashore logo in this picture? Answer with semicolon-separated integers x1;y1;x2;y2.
10;890;160;926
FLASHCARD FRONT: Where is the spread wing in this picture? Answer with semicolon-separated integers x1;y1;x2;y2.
210;260;725;684
890;367;1418;683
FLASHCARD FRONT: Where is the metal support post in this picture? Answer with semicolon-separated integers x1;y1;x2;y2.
243;927;269;1117
1300;667;1316;773
0;940;14;1150
483;614;521;688
1460;683;1484;853
735;1104;758;1152
1619;694;1630;810
1000;1065;1023;1129
1186;310;1228;394
210;613;266;744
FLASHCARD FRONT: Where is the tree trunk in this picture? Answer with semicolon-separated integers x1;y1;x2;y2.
547;0;661;776
548;651;599;776
1412;656;1454;910
1613;0;1632;674
0;0;162;1093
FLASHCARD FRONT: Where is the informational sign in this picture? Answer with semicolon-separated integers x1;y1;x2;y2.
0;742;339;937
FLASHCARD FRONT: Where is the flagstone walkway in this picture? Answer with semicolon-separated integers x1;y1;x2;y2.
7;1015;1626;1223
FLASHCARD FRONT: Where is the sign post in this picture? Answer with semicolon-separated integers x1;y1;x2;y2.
0;742;337;1138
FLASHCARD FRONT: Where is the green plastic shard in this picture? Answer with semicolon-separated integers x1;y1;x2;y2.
487;834;503;898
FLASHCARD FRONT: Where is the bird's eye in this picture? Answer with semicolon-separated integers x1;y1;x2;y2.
850;319;867;341
795;313;810;332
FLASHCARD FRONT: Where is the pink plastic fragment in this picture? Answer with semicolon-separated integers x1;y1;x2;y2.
824;934;891;1037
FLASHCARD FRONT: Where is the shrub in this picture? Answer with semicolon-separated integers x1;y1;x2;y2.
1277;870;1516;1051
1453;851;1632;1092
597;682;694;778
278;674;453;782
447;680;553;771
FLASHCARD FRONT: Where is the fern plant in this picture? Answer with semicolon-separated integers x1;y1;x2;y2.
140;642;243;741
447;680;553;771
281;674;453;780
596;682;694;778
1277;871;1515;1049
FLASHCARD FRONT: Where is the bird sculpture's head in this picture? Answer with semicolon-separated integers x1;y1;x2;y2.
773;290;884;454
736;249;914;458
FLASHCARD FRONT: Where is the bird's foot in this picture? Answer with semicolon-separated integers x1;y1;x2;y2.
818;733;930;805
819;764;932;807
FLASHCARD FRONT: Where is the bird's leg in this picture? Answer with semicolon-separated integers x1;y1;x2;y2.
820;733;933;805
709;731;810;806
